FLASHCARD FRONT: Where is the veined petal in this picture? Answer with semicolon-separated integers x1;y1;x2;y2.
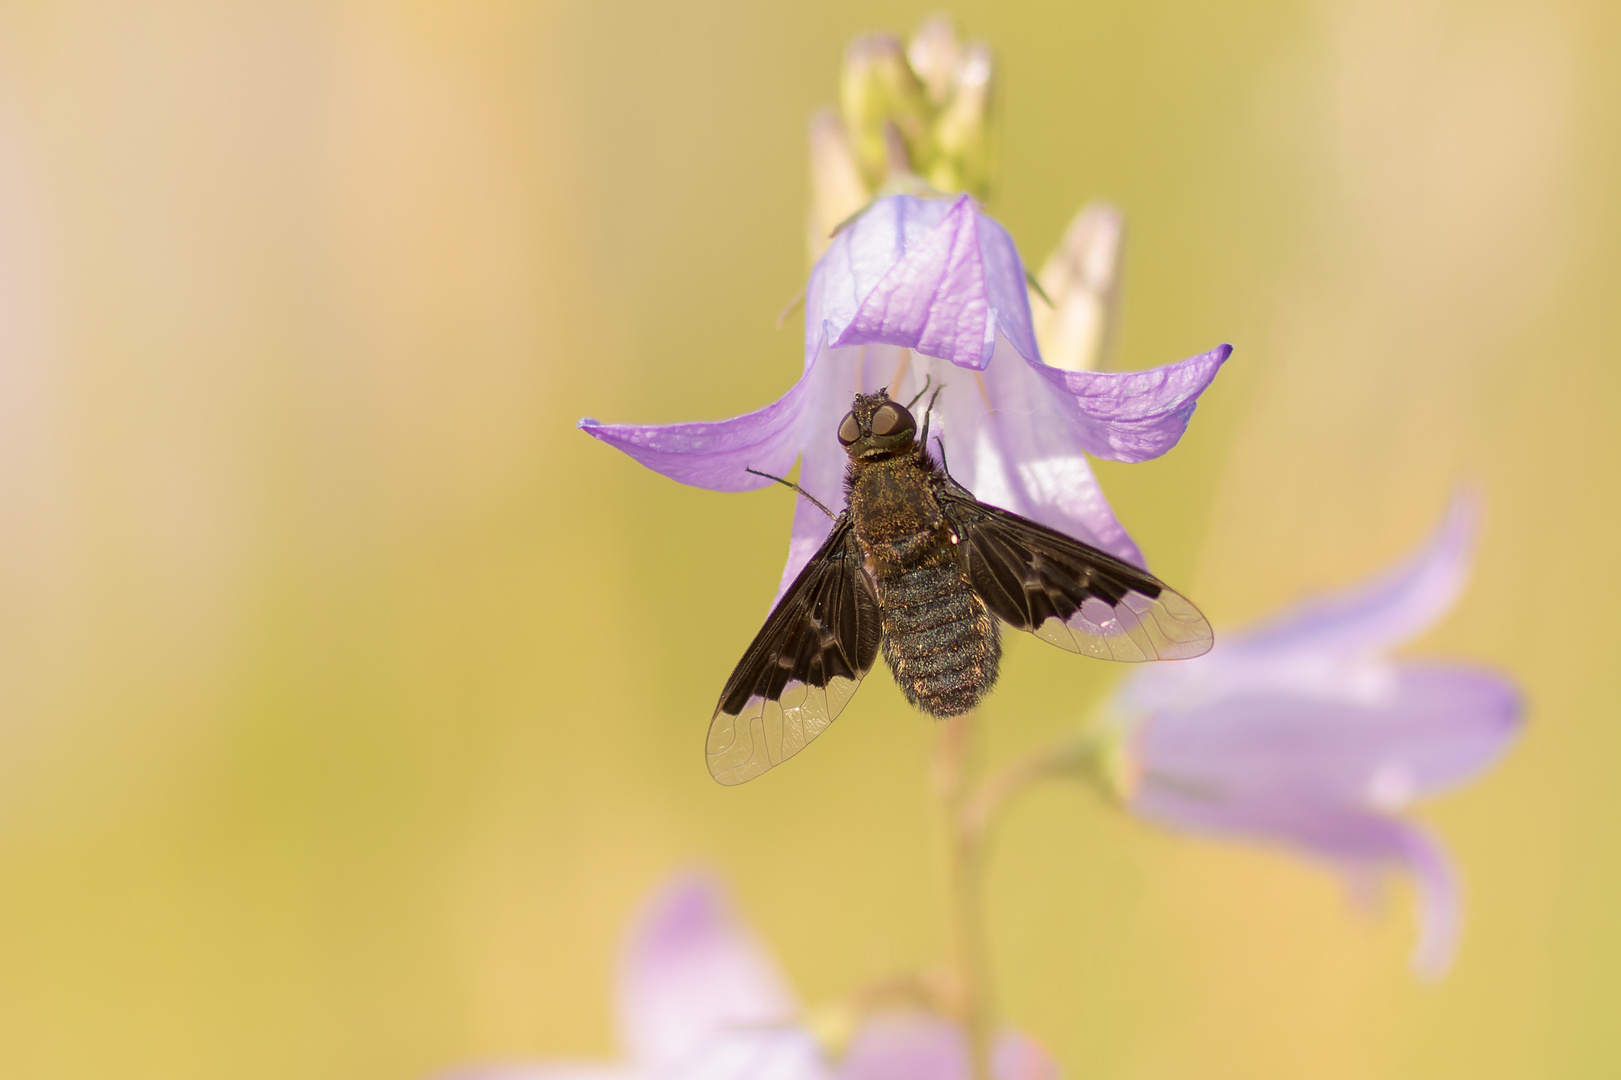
578;374;815;494
808;195;1038;372
1025;343;1231;462
619;874;797;1074
959;334;1145;566
835;196;991;367
975;207;1041;366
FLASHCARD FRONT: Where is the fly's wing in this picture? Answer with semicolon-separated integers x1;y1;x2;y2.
940;492;1213;662
707;515;883;785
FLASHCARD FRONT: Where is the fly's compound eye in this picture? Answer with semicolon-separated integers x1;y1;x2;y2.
837;412;861;445
869;402;914;437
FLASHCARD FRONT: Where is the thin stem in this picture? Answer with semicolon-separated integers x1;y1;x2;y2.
931;724;1107;1080
962;732;1102;844
932;712;992;1080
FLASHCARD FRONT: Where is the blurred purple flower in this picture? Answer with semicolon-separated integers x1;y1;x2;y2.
1107;492;1522;977
442;873;1056;1080
581;194;1229;597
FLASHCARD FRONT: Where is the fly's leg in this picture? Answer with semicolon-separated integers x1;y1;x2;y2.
906;375;933;410
744;467;836;520
917;382;947;448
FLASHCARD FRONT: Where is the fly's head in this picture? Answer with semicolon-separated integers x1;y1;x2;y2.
838;389;918;463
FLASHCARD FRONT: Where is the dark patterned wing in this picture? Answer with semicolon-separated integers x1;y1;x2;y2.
940;492;1213;662
707;515;883;785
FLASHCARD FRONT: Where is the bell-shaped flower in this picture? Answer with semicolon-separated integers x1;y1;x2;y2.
581;193;1230;599
441;873;1056;1080
1102;492;1522;977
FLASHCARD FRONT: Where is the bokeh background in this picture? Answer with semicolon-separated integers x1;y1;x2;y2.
0;0;1615;1076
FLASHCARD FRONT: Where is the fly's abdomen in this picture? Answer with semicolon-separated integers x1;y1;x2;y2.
879;556;1001;717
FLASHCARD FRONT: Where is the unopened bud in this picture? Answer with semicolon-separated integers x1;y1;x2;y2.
906;15;961;106
820;21;998;215
923;41;994;199
840;35;929;189
1032;202;1125;371
807;111;871;261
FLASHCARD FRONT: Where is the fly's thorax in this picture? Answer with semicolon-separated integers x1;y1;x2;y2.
847;452;948;569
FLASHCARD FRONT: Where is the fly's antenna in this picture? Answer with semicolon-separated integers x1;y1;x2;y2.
905;375;933;410
745;467;836;521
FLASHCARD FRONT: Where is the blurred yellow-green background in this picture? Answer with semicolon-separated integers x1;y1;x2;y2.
0;0;1615;1076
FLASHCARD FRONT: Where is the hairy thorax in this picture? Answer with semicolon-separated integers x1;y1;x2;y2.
847;453;947;570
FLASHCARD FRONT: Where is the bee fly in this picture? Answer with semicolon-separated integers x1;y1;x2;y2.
707;385;1213;785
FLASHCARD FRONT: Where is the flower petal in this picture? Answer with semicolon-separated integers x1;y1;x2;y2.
578;374;814;494
1398;824;1463;980
619;874;798;1074
838;1016;967;1080
666;1029;833;1080
1227;489;1480;661
1113;490;1515;980
963;335;1146;565
1130;788;1465;976
808;195;1038;371
837;1016;1059;1080
1025;343;1231;462
1117;490;1486;713
992;1033;1061;1080
771;342;912;601
1131;664;1523;805
834;196;990;367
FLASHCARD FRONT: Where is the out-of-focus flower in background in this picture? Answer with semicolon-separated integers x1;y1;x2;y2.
1097;491;1522;977
581;192;1228;597
443;874;1056;1080
1029;203;1125;374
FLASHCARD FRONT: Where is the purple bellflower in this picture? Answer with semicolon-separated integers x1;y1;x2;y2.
443;873;1057;1080
1102;492;1522;977
580;193;1229;600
